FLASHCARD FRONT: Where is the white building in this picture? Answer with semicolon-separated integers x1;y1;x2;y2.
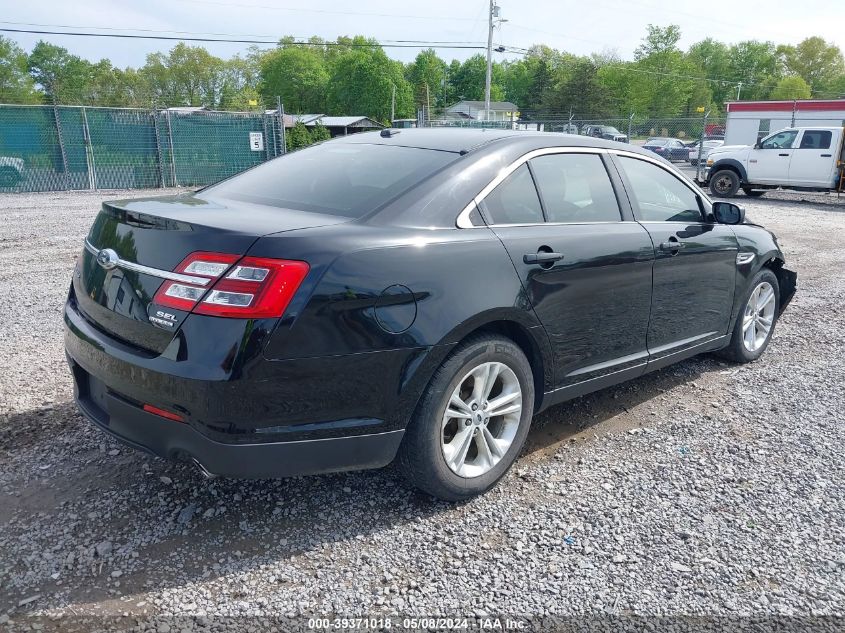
444;100;519;123
724;99;845;146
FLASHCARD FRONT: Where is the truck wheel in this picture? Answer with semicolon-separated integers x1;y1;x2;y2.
742;188;765;198
709;169;740;197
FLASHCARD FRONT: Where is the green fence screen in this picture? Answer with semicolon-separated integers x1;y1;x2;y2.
0;104;285;192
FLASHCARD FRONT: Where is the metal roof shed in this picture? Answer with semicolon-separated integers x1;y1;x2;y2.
312;116;384;136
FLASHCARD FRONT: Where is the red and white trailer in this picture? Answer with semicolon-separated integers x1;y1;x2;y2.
725;99;845;146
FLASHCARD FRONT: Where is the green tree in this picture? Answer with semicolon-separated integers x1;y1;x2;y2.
0;36;40;103
27;41;93;103
310;123;331;143
727;40;781;100
547;57;613;118
259;45;328;113
449;54;504;102
631;25;696;117
687;38;732;107
778;37;844;95
286;121;312;150
406;49;447;110
325;38;413;122
141;43;227;107
220;52;261;110
769;75;812;100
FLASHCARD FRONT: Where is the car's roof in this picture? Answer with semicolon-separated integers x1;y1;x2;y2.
329;128;631;154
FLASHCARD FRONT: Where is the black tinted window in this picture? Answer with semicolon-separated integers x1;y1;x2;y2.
206;143;456;218
483;164;544;225
617;156;702;223
530;154;621;223
799;130;832;149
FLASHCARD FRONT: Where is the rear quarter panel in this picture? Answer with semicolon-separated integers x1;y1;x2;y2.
245;224;553;431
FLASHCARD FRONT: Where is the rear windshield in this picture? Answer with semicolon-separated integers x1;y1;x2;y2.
647;139;670;146
206;143;457;218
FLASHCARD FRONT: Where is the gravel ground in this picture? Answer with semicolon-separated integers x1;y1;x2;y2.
0;188;844;631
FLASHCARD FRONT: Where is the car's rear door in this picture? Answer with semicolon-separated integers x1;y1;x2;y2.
480;149;655;391
788;129;837;187
611;153;738;367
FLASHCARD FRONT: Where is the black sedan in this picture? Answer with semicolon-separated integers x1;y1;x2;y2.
65;129;796;500
642;137;689;161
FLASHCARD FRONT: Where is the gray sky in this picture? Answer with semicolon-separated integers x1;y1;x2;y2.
3;0;844;67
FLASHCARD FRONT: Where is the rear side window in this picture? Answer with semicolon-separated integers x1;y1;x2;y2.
799;130;832;150
530;153;621;222
617;156;703;223
482;164;544;225
206;143;457;218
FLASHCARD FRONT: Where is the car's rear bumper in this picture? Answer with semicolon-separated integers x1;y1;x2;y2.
64;289;419;477
69;359;403;477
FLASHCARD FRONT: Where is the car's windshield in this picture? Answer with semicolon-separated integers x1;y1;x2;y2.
604;127;622;135
206;142;458;218
647;139;670;146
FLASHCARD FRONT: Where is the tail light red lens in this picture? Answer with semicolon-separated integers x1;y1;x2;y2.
194;257;310;318
152;252;309;319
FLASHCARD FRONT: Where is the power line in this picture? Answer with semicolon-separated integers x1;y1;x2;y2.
171;0;481;22
0;21;485;46
0;28;488;50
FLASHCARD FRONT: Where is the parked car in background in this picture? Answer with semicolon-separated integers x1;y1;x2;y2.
582;125;628;143
66;129;796;501
0;157;24;187
689;139;725;166
642;138;688;161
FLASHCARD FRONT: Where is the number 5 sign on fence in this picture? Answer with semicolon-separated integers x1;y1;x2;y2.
249;132;264;151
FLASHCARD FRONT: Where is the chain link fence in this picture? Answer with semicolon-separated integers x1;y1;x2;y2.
0;102;731;194
0;104;286;193
422;109;726;146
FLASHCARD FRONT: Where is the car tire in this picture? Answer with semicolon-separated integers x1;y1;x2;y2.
709;169;740;197
717;268;780;364
397;334;535;501
690;159;698;166
742;188;765;198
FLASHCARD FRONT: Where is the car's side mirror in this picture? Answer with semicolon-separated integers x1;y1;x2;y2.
713;201;745;225
754;141;762;149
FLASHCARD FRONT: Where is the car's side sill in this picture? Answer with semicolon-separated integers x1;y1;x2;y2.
539;362;648;411
645;334;729;372
537;334;730;413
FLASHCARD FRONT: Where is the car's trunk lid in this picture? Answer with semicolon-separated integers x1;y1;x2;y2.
74;193;348;353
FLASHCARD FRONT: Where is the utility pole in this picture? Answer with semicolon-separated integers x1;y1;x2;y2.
736;82;743;100
484;0;495;122
425;83;431;126
391;84;396;125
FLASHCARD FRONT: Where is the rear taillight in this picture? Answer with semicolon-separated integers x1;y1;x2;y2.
153;252;309;319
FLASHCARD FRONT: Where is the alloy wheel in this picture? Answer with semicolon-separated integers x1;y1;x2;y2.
742;281;776;352
441;361;522;478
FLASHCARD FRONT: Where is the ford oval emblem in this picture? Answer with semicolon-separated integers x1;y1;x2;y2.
96;248;119;271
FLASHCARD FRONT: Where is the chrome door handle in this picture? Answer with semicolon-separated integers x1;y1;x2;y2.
523;252;564;264
659;241;684;252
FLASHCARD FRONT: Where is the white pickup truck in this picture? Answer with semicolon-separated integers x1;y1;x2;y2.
702;126;844;197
